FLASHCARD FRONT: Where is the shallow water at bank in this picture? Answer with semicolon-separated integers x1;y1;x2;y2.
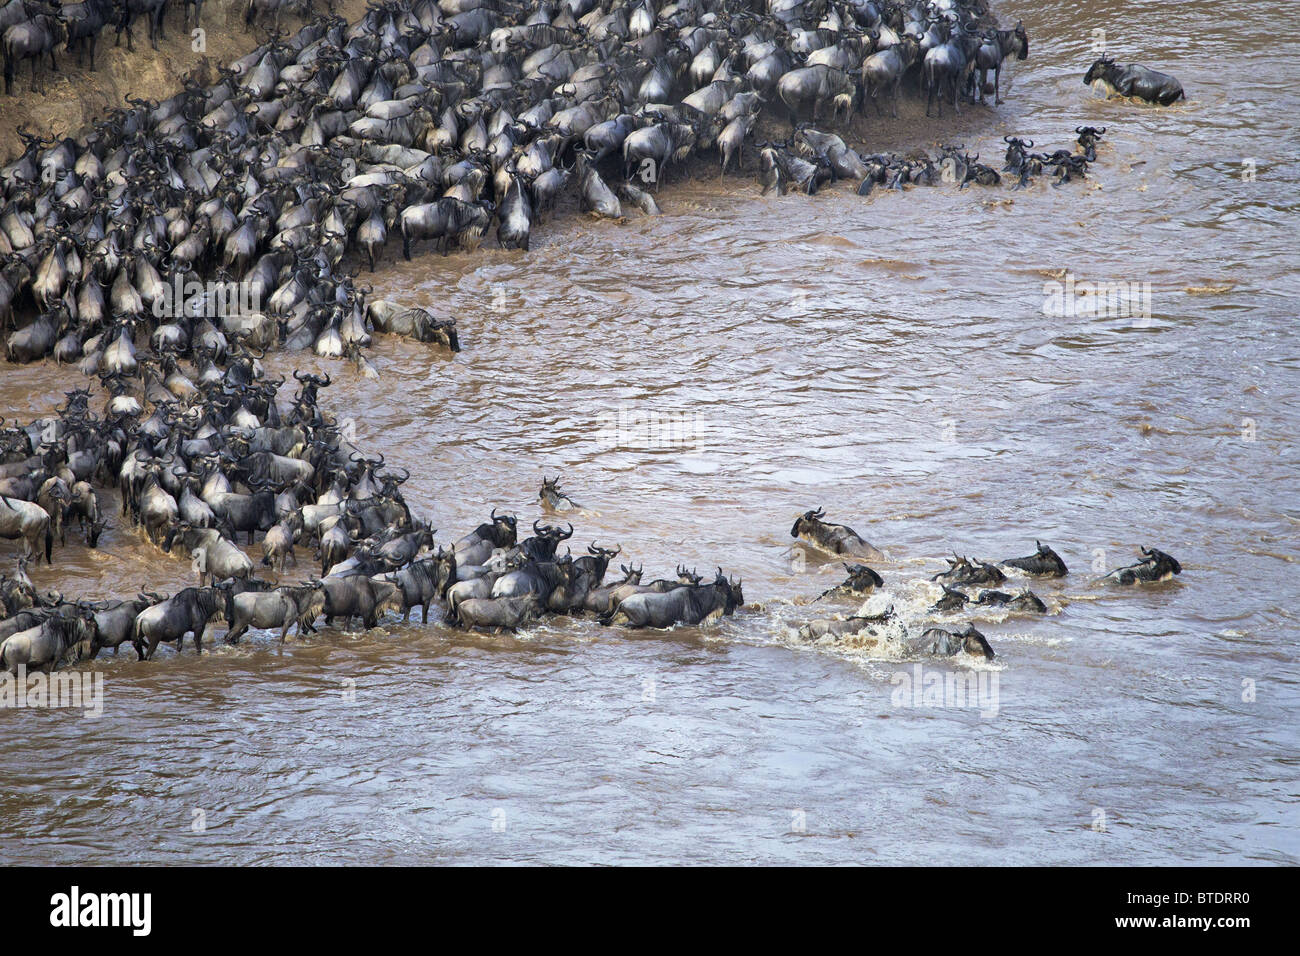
1;0;1297;864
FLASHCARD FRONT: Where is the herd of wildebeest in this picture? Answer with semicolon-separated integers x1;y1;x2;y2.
0;0;1188;673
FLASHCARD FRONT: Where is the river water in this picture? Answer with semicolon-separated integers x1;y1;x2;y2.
1;0;1297;864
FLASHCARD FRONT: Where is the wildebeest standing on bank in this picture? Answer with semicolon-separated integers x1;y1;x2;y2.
973;20;1028;105
2;4;66;94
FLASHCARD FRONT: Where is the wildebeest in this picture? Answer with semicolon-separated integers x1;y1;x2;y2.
87;594;154;656
923;22;979;117
931;554;1006;586
915;624;996;660
132;586;222;659
400;198;493;259
603;570;743;628
456;592;542;632
0;494;52;563
859;36;918;118
491;554;575;601
930;585;970;612
453;509;517;566
1084;55;1184;105
973;21;1028;105
1102;547;1182;585
1001;541;1068;577
797;604;896;642
974;589;1046;613
776;65;858;128
1;605;96;673
817;563;884;600
378;549;456;624
367;302;461;350
538;475;580;513
320;572;397;630
2;4;67;95
162;524;255;585
223;581;326;644
791;508;882;561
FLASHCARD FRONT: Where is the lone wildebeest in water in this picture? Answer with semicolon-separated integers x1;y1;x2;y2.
1084;55;1185;105
1102;547;1182;585
791;509;883;561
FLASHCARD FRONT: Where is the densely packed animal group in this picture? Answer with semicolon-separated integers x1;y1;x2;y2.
1;0;1036;373
789;508;1183;660
0;355;751;670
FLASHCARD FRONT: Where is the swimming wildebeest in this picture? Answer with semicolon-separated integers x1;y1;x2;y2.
791;509;883;561
797;605;895;642
931;553;1006;586
1001;541;1068;577
538;475;581;513
930;585;970;612
1102;547;1182;585
1084;55;1184;105
914;624;996;660
973;589;1046;613
817;563;884;600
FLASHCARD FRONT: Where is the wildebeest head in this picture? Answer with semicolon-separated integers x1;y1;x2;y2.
958;624;995;660
1083;54;1116;86
617;562;643;585
791;507;826;538
1140;546;1182;576
489;508;517;545
1013;20;1028;59
714;568;744;612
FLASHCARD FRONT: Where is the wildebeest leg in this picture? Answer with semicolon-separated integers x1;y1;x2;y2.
995;64;1004;104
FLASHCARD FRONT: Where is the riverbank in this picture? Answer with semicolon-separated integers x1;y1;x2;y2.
0;0;371;162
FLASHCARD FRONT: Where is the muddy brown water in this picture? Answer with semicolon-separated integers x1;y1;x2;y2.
1;0;1297;864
